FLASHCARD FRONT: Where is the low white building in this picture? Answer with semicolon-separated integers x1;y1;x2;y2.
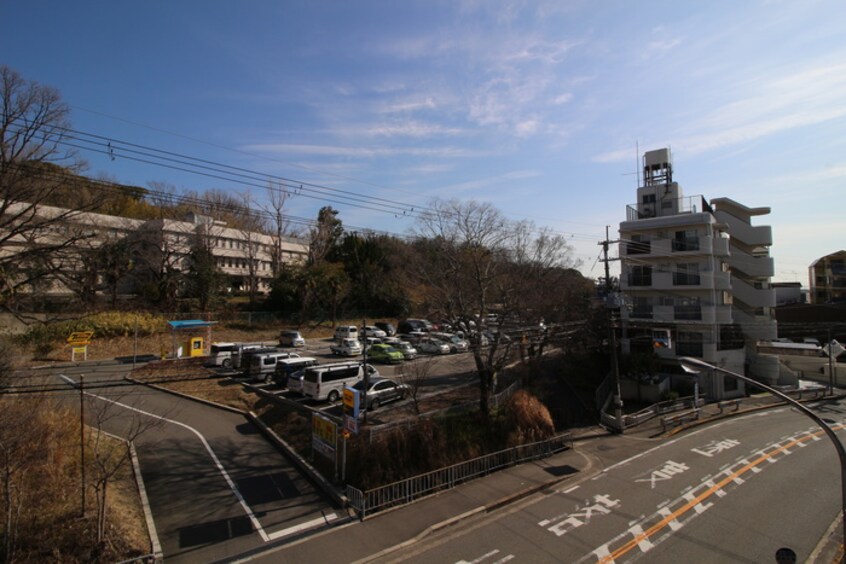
0;202;308;300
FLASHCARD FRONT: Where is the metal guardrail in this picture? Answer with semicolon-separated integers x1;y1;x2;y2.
346;433;573;519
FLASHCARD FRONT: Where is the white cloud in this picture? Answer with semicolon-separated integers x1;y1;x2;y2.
553;92;574;105
243;143;487;159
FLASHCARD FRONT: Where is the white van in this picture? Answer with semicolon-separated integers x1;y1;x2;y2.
246;350;301;382
302;362;379;402
333;325;358;341
207;342;238;368
231;343;274;370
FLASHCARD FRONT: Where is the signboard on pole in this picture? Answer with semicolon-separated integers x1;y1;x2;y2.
343;386;360;435
311;413;337;459
67;331;94;346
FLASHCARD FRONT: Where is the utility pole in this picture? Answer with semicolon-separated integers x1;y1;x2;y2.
830;327;836;395
79;374;86;517
362;318;368;424
600;226;623;433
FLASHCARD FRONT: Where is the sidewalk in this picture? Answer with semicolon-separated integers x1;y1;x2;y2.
230;446;590;563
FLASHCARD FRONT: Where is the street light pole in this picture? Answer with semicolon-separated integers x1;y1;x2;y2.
679;356;846;560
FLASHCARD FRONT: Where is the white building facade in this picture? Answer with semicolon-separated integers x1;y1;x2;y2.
618;148;778;401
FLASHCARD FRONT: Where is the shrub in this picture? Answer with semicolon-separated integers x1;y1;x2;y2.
17;312;168;345
505;390;555;444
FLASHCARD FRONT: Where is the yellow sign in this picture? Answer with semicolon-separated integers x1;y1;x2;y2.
67;331;95;345
312;414;336;446
343;387;355;409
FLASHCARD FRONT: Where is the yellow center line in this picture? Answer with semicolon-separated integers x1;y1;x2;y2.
600;424;845;563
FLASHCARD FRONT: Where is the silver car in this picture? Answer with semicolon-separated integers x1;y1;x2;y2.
397;341;417;360
417;338;450;355
352;376;410;410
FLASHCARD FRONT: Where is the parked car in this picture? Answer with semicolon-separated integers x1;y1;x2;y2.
431;332;469;353
361;336;382;349
278;329;305;347
330;338;362;357
397;341;417;360
417;338;450;355
333;325;359;342
375;322;396;336
398;319;433;334
286;368;307;394
235;346;281;372
367;343;404;364
246;350;302;382
397;331;426;344
231;343;275;370
207;342;237;368
272;357;319;387
361;325;387;339
351;376;410;410
380;336;401;346
303;362;379;403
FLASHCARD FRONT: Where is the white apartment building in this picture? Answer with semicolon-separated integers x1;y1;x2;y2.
618;148;778;401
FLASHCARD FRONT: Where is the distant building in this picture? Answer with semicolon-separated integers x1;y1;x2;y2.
0;202;308;301
772;282;805;306
809;250;846;304
618;148;777;401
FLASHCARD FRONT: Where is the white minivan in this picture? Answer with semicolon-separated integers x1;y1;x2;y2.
246;350;301;382
333;325;358;341
302;362;379;402
207;342;238;368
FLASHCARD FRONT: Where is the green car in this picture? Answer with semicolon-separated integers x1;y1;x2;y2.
367;343;404;364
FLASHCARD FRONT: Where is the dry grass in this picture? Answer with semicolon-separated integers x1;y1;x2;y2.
131;358;259;412
0;398;151;562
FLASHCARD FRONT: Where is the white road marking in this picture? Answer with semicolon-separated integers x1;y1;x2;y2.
630;524;654;552
59;374;270;542
266;513;338;540
657;506;683;531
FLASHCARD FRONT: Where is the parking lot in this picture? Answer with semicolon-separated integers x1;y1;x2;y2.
213;336;480;422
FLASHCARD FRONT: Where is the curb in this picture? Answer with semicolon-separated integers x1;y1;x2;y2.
663;392;846;438
124;375;247;415
247;410;348;509
129;442;163;563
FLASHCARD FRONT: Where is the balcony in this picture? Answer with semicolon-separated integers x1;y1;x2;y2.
715;211;773;246
727;253;774;278
672;237;700;252
732;277;776;308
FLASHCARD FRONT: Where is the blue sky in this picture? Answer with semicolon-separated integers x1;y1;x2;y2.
2;0;844;284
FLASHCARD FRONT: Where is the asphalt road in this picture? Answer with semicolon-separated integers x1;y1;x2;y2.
37;360;341;563
365;400;846;563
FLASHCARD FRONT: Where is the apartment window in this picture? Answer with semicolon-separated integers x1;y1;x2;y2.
627;235;651;255
672;230;699;252
676;331;703;356
675;297;702;320
673;263;701;286
628;265;652;286
630;297;653;319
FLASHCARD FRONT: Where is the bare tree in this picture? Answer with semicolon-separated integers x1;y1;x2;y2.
395;355;438;415
0;66;98;313
0;396;51;561
234;191;268;306
262;181;294;278
413;200;514;417
84;393;163;544
413;199;578;417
